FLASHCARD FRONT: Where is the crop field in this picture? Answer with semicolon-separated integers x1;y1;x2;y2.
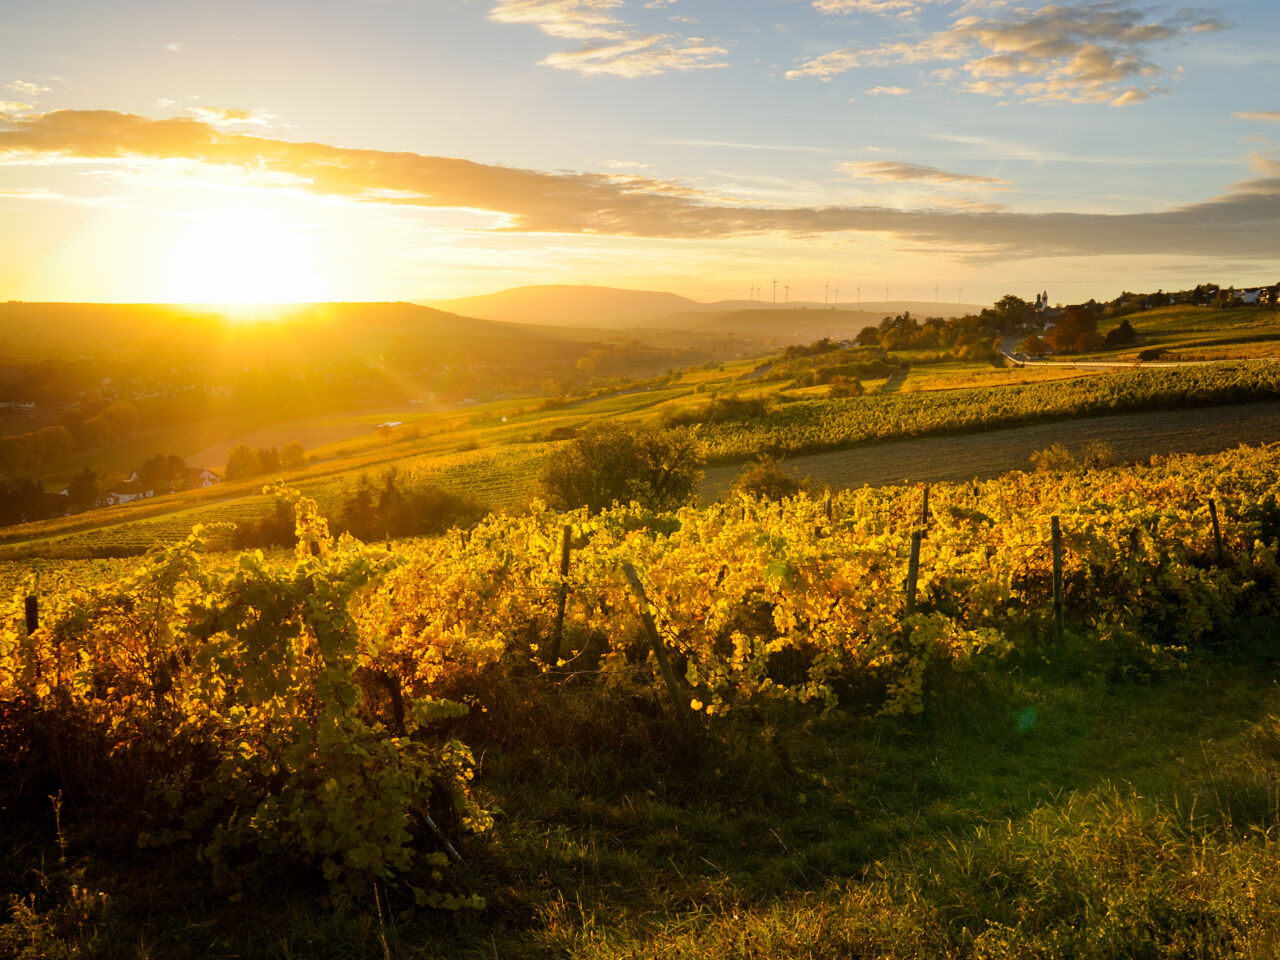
4;443;1280;957
693;360;1280;462
702;398;1280;497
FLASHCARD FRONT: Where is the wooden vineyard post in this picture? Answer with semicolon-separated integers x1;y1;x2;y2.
920;484;930;535
904;530;922;619
546;524;573;664
25;595;38;634
1208;498;1224;564
825;494;834;523
1051;516;1064;642
621;562;693;731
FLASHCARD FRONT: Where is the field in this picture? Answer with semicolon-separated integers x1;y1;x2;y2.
3;443;1280;957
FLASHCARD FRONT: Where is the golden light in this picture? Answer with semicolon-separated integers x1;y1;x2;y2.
157;195;335;306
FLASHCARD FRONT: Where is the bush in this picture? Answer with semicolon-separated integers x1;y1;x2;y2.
539;423;704;513
660;393;771;428
827;375;863;399
732;457;804;502
339;470;486;541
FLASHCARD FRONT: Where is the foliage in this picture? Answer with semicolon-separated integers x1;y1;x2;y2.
731;456;805;502
223;444;282;482
660;392;772;427
338;469;487;541
539;423;704;513
690;361;1280;463
1030;440;1118;472
0;490;489;903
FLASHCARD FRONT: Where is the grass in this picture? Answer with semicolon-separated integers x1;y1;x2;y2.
5;621;1280;958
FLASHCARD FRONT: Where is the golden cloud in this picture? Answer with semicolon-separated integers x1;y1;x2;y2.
1;108;1277;264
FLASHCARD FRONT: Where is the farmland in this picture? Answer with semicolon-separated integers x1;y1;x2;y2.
5;298;1280;958
4;443;1280;957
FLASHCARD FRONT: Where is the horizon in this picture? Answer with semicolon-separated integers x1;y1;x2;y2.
2;1;1278;307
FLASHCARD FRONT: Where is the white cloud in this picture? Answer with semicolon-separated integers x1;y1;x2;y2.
814;0;930;16
789;2;1227;105
489;0;726;75
867;85;910;95
7;80;52;97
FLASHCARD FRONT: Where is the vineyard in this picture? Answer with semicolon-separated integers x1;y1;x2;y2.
3;443;1280;947
689;360;1280;461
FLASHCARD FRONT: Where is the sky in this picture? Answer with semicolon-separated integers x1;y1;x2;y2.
0;0;1277;307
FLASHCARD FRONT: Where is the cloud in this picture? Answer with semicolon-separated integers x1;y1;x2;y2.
1;108;1277;265
540;34;727;76
0;101;32;114
788;2;1226;105
867;85;911;95
1235;110;1280;124
489;0;726;75
839;160;1007;185
184;106;275;127
7;80;52;97
489;0;628;41
814;0;924;14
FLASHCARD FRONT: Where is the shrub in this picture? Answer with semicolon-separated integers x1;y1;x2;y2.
731;457;804;502
539;423;704;513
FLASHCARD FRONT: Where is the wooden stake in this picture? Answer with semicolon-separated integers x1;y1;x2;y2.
547;524;573;664
1208;498;1224;564
24;595;38;635
904;530;922;618
1051;516;1064;642
921;484;930;528
622;562;693;730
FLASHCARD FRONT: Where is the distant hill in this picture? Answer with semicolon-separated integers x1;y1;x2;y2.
0;301;590;365
422;285;704;328
422;285;983;333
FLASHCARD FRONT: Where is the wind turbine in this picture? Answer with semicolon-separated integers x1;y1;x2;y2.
824;281;829;307
957;285;964;304
833;287;839;309
884;285;889;306
784;282;790;307
856;284;861;304
772;278;778;307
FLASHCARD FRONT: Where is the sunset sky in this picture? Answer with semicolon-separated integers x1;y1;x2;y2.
1;0;1277;307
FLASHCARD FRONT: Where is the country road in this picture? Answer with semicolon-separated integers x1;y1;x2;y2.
700;399;1280;498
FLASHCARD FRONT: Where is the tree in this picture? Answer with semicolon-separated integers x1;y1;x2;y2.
1047;305;1099;352
67;466;102;511
281;442;307;470
539;424;704;514
136;454;186;493
1103;318;1138;348
224;444;262;482
1021;334;1050;357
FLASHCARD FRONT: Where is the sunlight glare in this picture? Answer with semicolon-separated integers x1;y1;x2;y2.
158;198;334;306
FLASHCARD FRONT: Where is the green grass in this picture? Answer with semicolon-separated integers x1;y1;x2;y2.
6;623;1280;958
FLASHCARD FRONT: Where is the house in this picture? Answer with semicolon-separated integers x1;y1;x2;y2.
183;467;221;489
103;480;152;506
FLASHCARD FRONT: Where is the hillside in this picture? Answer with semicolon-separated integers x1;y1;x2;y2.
422;284;704;328
423;284;982;331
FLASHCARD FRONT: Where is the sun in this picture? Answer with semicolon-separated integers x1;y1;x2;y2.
158;196;336;305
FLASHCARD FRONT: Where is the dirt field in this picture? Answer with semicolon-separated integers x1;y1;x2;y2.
701;399;1280;497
